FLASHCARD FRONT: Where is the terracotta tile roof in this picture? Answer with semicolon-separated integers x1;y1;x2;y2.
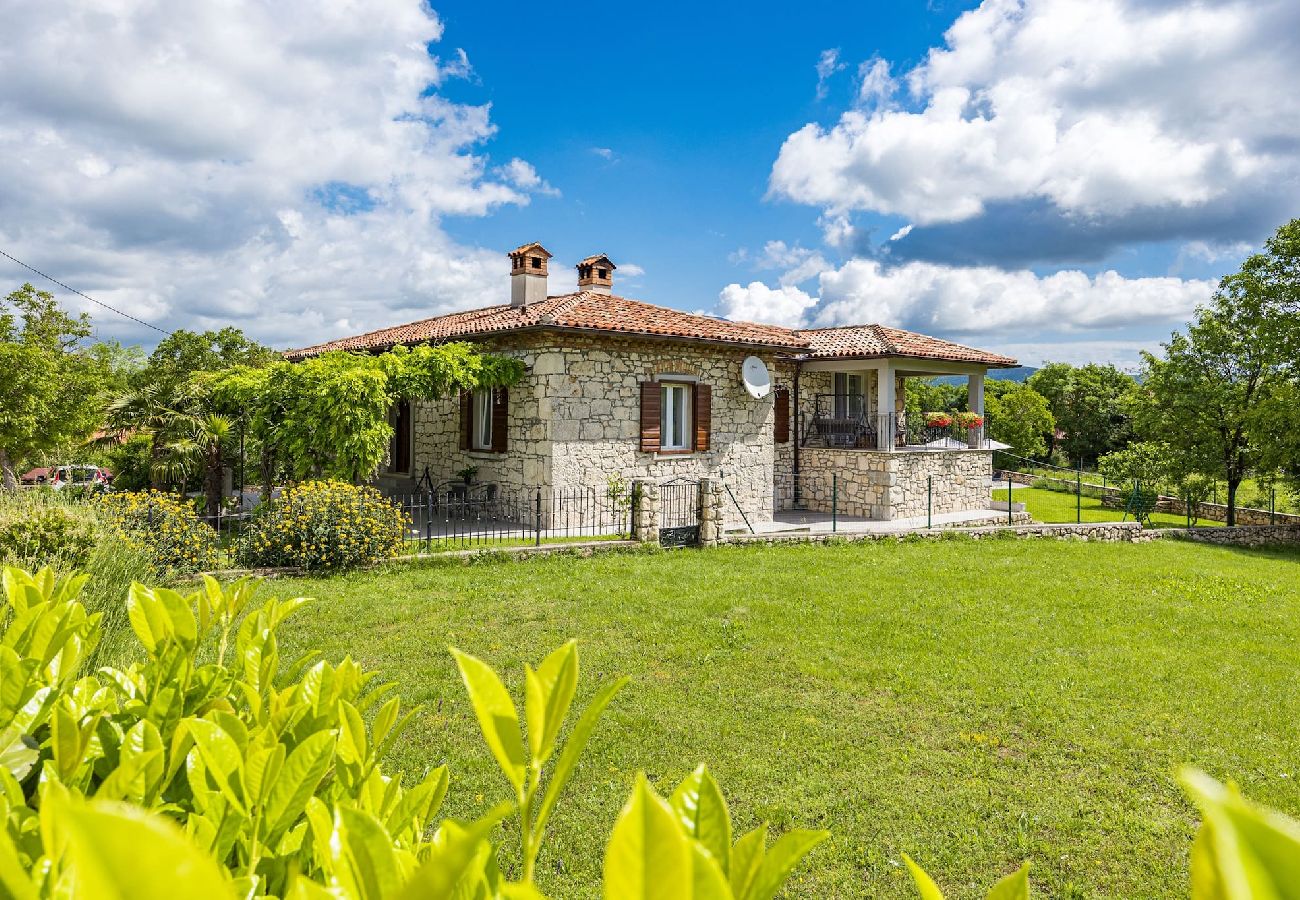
796;324;1018;367
286;292;1017;368
285;292;808;359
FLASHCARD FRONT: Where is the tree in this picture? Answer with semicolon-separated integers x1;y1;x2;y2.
1135;222;1300;525
1028;362;1138;465
103;327;276;492
208;342;526;495
985;383;1054;458
0;284;107;490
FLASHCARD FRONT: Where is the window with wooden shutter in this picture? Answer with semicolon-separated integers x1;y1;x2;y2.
458;391;471;450
693;383;711;452
774;387;790;444
639;381;660;452
490;388;508;453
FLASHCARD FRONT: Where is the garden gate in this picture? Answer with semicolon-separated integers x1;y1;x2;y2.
658;478;701;547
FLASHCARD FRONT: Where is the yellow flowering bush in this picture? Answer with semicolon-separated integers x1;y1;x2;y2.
236;480;407;571
97;489;219;574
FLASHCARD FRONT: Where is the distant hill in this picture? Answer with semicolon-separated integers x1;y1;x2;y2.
932;365;1038;385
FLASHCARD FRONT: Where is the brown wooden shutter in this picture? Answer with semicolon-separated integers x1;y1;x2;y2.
694;383;711;452
490;388;509;453
774;387;790;444
639;381;660;452
459;391;471;450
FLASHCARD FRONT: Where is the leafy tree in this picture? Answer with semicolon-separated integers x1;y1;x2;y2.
0;284;108;490
1136;222;1300;524
208;342;525;495
103;327;275;494
1028;362;1137;465
904;378;964;419
1097;441;1171;487
985;384;1054;458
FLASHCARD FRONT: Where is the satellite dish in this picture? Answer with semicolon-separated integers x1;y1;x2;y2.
741;356;771;399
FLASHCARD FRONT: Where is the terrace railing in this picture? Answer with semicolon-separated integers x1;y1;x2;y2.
800;395;986;450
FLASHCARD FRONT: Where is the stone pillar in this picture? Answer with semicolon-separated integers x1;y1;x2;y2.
968;371;985;448
698;477;724;547
631;479;659;543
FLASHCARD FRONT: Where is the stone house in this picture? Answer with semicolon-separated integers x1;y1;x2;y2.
287;243;1017;530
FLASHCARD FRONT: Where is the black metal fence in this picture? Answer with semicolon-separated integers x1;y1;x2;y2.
193;483;636;556
800;396;986;449
391;484;634;550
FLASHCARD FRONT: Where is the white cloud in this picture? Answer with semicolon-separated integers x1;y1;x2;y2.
770;0;1300;227
814;259;1215;334
856;58;895;109
617;262;646;278
717;258;1214;335
0;0;548;348
981;339;1157;369
718;282;817;329
815;49;846;100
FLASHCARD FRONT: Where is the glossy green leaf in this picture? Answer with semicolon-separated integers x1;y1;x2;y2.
1190;821;1226;900
450;648;525;792
534;676;629;838
691;841;732;899
396;804;512;900
126;583;169;654
331;805;402;900
603;774;692;899
986;863;1030;899
524;641;578;767
729;825;767;900
745;828;829;900
59;799;235;900
263;731;334;845
670;764;732;874
903;855;945;900
185;718;247;814
1181;767;1300;899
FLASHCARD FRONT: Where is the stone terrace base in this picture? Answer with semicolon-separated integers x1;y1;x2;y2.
790;448;992;520
1162;525;1300;546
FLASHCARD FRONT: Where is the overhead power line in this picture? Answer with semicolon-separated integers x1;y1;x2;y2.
0;247;174;336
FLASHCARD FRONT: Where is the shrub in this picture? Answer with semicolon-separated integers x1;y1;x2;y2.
97;489;219;574
236;480;407;571
0;565;827;898
0;495;95;566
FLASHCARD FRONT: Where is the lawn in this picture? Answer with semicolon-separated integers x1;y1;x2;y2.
993;485;1224;528
263;538;1300;898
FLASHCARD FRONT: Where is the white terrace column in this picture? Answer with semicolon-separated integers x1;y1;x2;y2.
968;370;985;448
875;361;895;450
968;370;985;416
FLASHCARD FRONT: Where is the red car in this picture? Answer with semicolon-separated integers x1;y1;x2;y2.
20;465;113;487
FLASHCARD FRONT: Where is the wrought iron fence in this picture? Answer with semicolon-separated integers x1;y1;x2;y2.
391;484;634;550
658;478;701;547
799;396;986;449
192;483;635;557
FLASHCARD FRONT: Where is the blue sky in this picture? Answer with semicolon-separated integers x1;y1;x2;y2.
1;0;1297;368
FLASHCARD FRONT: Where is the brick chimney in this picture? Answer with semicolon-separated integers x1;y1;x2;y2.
576;254;615;295
509;242;551;307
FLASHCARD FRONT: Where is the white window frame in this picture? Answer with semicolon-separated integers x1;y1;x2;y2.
471;388;494;450
660;382;692;451
833;373;864;418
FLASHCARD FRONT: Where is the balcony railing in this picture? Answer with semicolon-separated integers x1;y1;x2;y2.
799;394;986;450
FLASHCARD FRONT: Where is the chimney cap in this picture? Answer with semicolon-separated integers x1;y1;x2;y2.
510;241;553;259
576;253;615;270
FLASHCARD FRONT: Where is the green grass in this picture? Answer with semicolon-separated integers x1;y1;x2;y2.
264;539;1300;898
994;485;1224;528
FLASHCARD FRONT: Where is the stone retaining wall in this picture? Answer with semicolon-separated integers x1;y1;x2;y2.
1160;525;1300;546
727;519;1156;546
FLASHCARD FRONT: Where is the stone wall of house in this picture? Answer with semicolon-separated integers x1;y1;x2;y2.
408;336;549;497
791;447;993;520
406;332;780;527
541;334;779;528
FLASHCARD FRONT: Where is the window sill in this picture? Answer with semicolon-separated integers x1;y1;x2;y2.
466;450;506;458
649;450;713;461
